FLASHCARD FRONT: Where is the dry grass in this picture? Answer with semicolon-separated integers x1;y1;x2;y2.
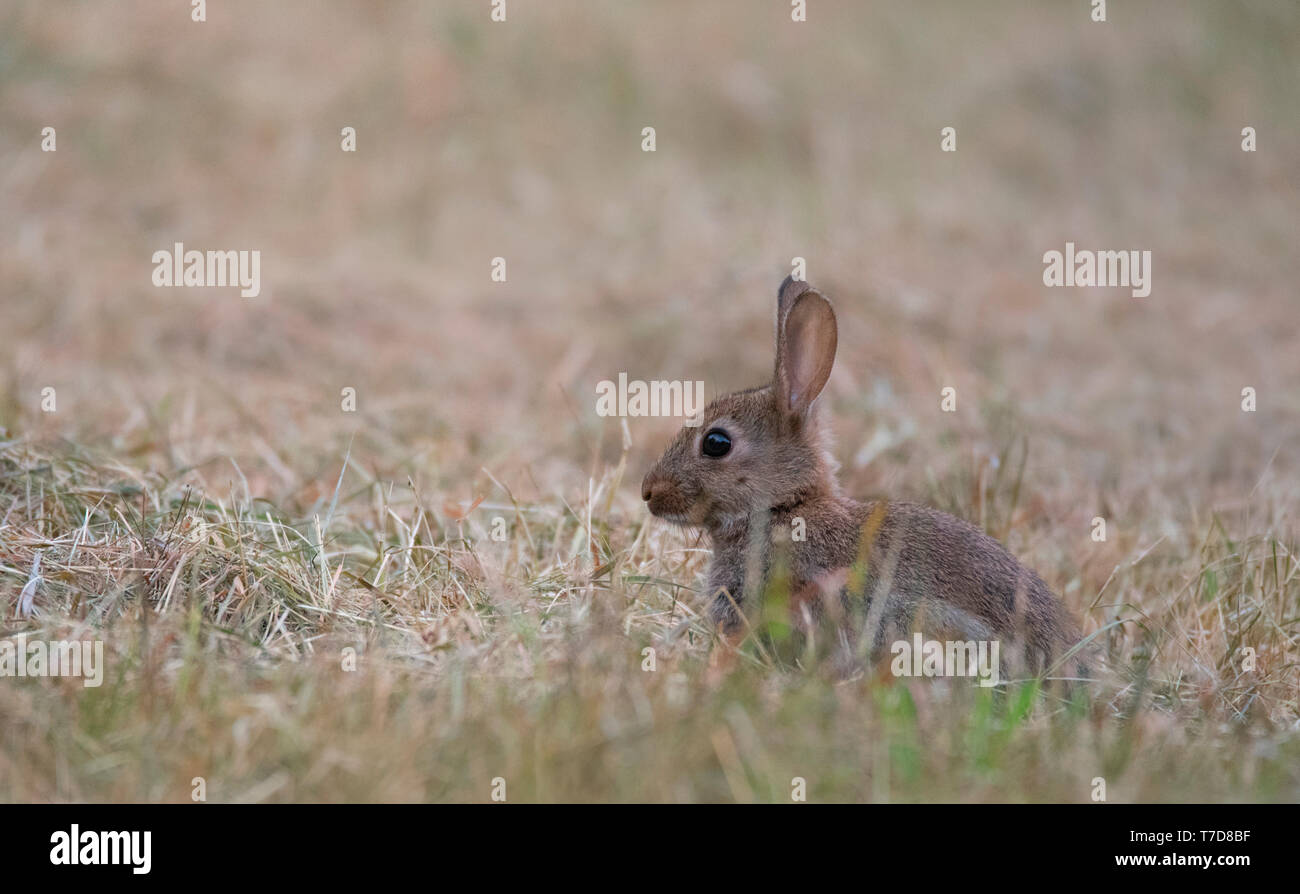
1;0;1298;801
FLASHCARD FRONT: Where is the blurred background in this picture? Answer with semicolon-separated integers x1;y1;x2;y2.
2;0;1299;803
1;0;1298;621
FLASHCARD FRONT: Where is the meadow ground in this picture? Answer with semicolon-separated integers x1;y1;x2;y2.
1;1;1298;802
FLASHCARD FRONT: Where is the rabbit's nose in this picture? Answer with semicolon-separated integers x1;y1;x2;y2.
641;471;660;503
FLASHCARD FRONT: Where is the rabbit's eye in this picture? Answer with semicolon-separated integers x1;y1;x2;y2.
701;429;732;458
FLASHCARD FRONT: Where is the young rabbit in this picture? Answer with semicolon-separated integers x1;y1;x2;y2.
641;276;1086;681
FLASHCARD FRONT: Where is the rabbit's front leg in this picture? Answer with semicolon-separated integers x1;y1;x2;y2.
704;554;748;682
705;554;746;635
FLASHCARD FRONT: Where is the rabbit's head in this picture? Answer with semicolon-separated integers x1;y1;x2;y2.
641;277;841;530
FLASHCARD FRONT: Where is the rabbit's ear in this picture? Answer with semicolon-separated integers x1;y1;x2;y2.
777;274;813;322
775;285;837;418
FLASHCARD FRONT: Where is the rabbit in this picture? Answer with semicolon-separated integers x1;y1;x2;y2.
641;276;1089;684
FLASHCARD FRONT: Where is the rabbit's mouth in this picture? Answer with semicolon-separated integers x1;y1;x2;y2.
652;511;692;526
646;495;706;527
645;494;695;525
643;469;704;525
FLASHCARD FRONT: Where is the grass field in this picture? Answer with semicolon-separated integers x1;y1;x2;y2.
1;1;1298;802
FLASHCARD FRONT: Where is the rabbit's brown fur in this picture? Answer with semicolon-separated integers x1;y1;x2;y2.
642;277;1086;679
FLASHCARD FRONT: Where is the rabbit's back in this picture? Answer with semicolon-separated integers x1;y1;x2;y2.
846;500;1078;672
